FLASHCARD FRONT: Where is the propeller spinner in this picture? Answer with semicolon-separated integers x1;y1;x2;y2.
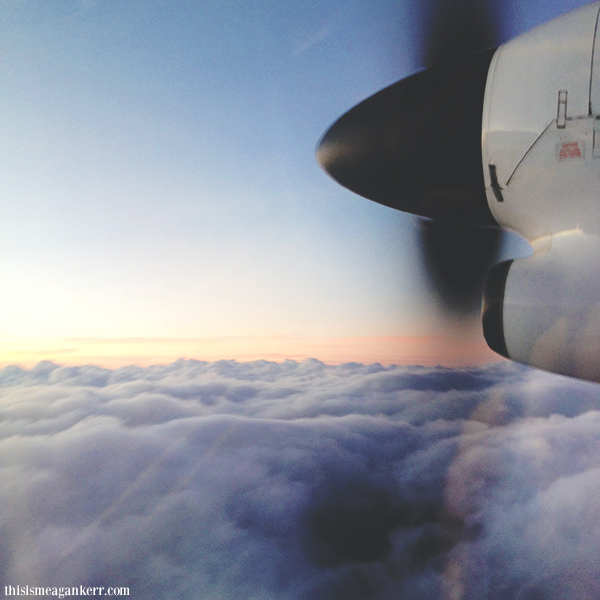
316;49;497;227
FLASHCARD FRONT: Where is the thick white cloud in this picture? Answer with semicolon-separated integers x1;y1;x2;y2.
1;359;600;599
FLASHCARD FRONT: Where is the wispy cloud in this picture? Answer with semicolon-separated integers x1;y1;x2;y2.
292;26;335;58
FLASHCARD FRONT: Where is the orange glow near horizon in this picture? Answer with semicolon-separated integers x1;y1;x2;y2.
0;334;504;369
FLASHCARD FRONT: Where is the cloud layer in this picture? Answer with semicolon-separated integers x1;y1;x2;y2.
1;359;600;599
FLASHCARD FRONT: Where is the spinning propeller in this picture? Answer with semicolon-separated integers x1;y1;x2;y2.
316;0;505;316
318;0;600;384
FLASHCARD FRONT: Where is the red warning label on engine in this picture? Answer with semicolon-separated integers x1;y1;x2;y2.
558;141;583;160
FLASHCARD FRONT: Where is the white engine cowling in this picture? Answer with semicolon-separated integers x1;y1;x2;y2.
483;233;600;382
480;2;600;382
482;1;600;241
482;2;600;243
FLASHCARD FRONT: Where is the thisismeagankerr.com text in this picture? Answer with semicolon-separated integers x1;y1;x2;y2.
4;586;130;598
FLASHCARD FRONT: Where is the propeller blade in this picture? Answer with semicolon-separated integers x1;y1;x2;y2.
422;0;499;66
418;0;504;315
418;220;501;315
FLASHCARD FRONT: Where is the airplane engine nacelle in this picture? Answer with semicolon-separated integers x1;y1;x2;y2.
483;233;600;382
481;2;600;383
482;1;600;240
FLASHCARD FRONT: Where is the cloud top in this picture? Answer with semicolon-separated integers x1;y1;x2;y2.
1;359;600;599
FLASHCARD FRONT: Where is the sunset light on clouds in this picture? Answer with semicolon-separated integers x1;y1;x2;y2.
0;332;501;369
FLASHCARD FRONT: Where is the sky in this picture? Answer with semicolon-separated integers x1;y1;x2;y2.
0;0;578;368
2;3;600;598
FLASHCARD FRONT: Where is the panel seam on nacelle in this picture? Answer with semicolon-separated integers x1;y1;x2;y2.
506;120;554;186
588;5;600;115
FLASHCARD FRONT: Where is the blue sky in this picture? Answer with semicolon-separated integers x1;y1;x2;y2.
0;0;588;366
